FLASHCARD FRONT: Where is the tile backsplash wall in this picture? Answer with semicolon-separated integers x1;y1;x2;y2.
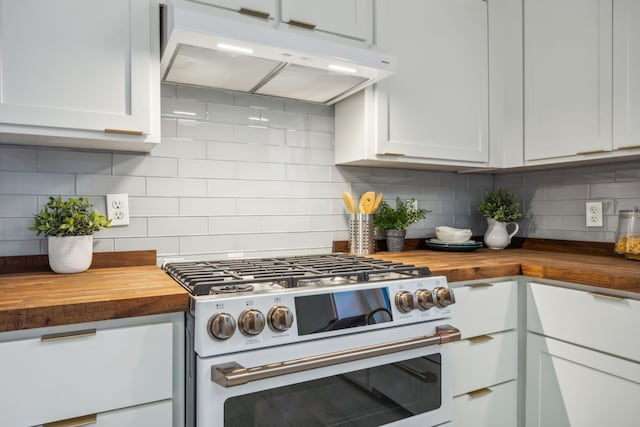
0;85;490;261
1;84;637;260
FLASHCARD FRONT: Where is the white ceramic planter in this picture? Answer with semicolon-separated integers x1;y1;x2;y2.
48;235;93;274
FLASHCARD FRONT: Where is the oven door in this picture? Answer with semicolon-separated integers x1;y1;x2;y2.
195;322;459;427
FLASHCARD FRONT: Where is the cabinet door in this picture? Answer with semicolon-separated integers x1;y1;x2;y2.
281;0;372;42
452;380;517;427
613;0;640;151
375;0;488;164
526;333;640;427
0;0;156;139
524;0;612;161
189;0;277;19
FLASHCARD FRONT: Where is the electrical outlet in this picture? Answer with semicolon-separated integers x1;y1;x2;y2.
586;201;603;227
412;199;419;210
106;194;129;226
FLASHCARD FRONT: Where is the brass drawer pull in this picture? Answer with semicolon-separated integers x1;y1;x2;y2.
467;387;493;398
287;19;316;30
379;152;407;157
588;291;627;301
104;128;144;136
44;413;97;427
615;144;640;151
576;149;607;155
239;7;270;19
464;282;494;288
467;334;494;344
41;328;96;342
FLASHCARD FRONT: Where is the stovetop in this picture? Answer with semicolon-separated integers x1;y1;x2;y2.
163;254;431;296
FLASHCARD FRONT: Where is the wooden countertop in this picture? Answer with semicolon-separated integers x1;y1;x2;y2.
0;264;189;333
369;248;640;293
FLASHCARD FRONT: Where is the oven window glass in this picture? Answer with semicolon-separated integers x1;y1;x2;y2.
295;288;393;335
223;353;442;426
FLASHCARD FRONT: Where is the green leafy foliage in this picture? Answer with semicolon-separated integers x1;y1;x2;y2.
478;189;523;223
373;197;429;231
29;196;111;237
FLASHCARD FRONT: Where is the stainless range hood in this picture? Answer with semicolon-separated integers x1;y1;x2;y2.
160;5;395;105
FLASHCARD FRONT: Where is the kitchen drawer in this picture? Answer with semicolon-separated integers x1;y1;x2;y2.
0;322;173;427
452;379;517;427
450;330;518;396
36;400;172;427
527;282;640;362
450;280;518;338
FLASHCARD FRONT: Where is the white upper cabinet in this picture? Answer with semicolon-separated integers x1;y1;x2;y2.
335;0;489;170
0;0;160;152
184;0;277;21
281;0;372;43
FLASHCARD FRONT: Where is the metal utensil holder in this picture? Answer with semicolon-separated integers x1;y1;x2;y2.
349;214;375;255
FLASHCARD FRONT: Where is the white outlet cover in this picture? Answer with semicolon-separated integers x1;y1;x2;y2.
106;194;130;226
585;201;603;227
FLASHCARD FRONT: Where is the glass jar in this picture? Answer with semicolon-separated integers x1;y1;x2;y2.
614;208;640;260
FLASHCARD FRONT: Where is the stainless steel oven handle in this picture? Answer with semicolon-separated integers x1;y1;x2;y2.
212;324;461;387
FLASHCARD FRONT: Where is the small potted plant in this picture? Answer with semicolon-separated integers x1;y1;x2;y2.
373;197;429;252
29;196;111;273
478;189;522;249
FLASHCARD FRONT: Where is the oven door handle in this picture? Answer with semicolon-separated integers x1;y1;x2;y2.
211;324;461;387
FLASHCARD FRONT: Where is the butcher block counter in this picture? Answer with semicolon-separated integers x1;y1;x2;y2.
0;251;189;333
368;248;640;294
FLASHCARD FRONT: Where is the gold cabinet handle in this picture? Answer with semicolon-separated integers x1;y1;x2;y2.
239;7;270;19
464;282;494;288
287;19;316;30
467;387;493;398
104;128;144;136
615;144;640;151
467;334;494;344
44;414;97;427
588;291;627;301
41;328;96;342
378;152;407;157
576;149;607;155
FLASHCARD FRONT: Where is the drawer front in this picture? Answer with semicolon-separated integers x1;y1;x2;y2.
450;330;518;396
450;280;518;338
452;380;517;427
0;322;173;427
37;400;173;427
527;282;640;361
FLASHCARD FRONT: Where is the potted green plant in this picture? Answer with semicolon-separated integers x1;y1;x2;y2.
29;196;111;273
478;189;522;249
373;197;429;252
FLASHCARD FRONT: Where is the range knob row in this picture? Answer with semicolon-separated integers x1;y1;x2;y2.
208;306;294;340
395;287;456;313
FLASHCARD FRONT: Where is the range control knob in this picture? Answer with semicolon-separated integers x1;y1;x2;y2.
208;312;236;340
416;289;436;310
239;309;266;336
434;287;456;308
268;306;294;332
395;290;416;313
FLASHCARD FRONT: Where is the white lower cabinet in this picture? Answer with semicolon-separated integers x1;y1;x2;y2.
0;314;184;427
452;380;517;427
526;332;640;427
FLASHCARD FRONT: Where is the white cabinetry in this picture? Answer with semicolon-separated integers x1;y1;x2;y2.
524;0;640;164
526;282;640;426
0;0;160;152
449;280;519;427
280;0;372;43
182;0;277;21
335;0;489;170
0;314;184;427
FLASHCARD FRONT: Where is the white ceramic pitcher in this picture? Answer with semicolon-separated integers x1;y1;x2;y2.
483;218;519;250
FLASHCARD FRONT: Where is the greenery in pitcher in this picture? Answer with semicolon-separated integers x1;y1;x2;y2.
478;189;523;223
29;196;111;237
373;197;429;231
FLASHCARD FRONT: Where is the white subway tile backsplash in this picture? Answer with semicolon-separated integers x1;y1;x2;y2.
285;130;333;150
77;174;146;196
177;85;233;105
284;99;333;116
177;119;234;142
180;198;237;216
161;118;177;139
616;162;640;181
152;138;207;159
285;164;332;182
114;237;180;257
98;218;148;238
261;215;312;233
93;238;115;253
0;147;37;172
236;162;286;181
180;235;238;255
148;217;209;237
0;218;34;239
261;110;307;130
0;239;41;256
114;155;178;177
37;150;112;174
162;97;207;120
0;172;75;195
0;195;38;217
234;125;285;146
206;141;262;162
307;114;334;132
544;184;588;200
147;177;207;197
590;181;640;199
234;93;285;111
130;197;180;217
179;158;236;179
209;216;262;234
207;103;256;125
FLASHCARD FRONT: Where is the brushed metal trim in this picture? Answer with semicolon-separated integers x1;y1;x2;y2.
467;387;493;398
576;149;607;155
238;7;270;19
104;128;144;136
464;282;494;288
588;291;627;301
615;144;640;150
44;413;97;427
287;19;316;30
41;328;97;342
467;334;494;344
212;324;461;387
